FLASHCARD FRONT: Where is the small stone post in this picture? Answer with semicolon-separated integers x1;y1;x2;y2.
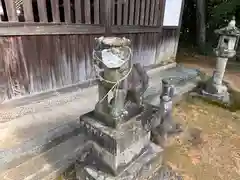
156;79;182;143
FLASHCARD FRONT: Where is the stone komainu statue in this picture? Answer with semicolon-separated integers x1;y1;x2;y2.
93;36;149;127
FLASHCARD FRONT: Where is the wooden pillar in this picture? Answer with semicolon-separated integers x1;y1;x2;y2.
174;0;185;58
101;0;112;36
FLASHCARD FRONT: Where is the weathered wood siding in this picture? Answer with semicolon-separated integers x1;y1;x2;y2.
0;35;96;101
0;0;183;102
0;29;179;102
156;28;179;64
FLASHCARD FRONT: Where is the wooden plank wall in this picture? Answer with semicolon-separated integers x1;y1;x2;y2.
156;29;179;64
0;35;95;101
0;0;104;36
0;29;178;102
0;0;182;102
112;0;161;26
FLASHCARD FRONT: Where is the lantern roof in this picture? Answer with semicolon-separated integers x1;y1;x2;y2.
214;17;240;37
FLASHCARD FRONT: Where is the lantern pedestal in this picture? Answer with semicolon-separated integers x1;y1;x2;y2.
202;57;230;103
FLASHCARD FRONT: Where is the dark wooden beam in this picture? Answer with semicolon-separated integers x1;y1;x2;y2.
162;26;179;29
0;23;105;36
112;25;161;33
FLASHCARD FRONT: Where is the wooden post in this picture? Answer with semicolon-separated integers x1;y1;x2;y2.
134;0;140;25
140;0;146;25
23;0;34;22
144;0;151;25
94;0;100;24
37;0;48;22
196;0;206;53
149;0;156;26
153;0;160;26
5;0;18;22
64;0;71;23
0;0;4;22
84;0;91;24
174;0;185;57
50;0;60;22
75;0;82;23
159;0;166;26
117;0;123;25
129;0;135;25
123;0;129;25
101;0;112;35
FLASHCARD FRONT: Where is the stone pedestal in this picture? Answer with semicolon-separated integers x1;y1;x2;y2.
209;57;228;95
214;57;228;86
78;111;163;179
202;57;230;103
76;143;163;180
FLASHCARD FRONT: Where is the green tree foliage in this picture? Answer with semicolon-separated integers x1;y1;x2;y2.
209;0;240;29
180;0;240;53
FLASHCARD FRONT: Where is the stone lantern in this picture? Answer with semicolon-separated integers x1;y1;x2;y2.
202;17;240;103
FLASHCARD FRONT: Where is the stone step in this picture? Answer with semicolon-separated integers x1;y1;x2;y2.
0;134;86;180
76;143;163;180
0;120;82;172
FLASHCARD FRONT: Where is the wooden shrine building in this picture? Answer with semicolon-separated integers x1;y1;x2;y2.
0;0;184;103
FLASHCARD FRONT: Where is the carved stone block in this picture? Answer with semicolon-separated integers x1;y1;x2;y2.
79;111;151;175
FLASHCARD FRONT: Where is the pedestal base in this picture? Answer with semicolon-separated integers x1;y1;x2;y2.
201;89;230;104
79;111;159;176
201;78;230;104
76;143;163;180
